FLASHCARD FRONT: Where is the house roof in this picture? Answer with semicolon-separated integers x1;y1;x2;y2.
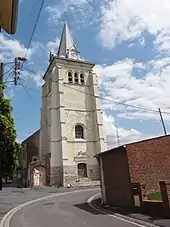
95;134;170;158
22;129;40;144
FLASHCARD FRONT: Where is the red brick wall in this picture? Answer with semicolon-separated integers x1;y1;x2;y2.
127;135;170;192
102;146;133;207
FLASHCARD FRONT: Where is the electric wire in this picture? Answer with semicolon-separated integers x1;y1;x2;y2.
22;0;45;67
22;66;43;77
0;66;14;81
18;80;36;106
22;66;170;116
5;70;14;82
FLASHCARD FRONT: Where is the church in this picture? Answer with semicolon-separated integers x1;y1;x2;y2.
21;22;107;187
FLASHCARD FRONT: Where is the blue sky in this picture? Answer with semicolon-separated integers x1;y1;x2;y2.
1;0;170;148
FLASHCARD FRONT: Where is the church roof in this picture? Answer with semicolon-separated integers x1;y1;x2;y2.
57;22;84;61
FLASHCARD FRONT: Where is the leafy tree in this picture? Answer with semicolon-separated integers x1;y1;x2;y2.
0;84;22;180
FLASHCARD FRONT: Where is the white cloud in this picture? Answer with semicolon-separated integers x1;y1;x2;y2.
46;0;95;27
21;70;44;88
103;113;150;148
99;0;170;53
0;34;33;62
94;57;170;122
46;38;60;54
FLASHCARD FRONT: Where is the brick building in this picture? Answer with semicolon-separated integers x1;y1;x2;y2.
96;135;170;207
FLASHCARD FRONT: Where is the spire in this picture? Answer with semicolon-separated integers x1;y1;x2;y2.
57;22;84;61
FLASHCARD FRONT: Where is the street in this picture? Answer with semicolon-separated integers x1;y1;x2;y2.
8;188;144;227
0;187;91;222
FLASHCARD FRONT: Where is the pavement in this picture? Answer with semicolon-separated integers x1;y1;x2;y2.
0;187;159;227
92;197;170;227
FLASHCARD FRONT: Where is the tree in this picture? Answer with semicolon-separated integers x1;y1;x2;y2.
0;84;22;181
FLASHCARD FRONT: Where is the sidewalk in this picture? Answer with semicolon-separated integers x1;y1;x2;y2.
92;197;170;227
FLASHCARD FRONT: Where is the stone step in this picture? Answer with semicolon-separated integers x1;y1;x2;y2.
69;178;100;187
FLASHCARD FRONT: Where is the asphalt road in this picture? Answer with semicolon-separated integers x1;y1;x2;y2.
9;188;144;227
0;187;93;222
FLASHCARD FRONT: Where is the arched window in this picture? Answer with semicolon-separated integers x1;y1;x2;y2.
75;125;84;139
68;72;73;83
74;72;79;84
80;73;84;85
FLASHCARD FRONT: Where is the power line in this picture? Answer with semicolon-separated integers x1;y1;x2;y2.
5;71;14;82
20;83;40;95
64;84;159;113
18;81;36;106
63;83;170;115
1;66;14;81
22;66;43;77
4;62;14;66
22;67;170;115
22;0;45;67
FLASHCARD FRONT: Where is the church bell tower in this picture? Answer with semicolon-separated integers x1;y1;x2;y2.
40;22;107;186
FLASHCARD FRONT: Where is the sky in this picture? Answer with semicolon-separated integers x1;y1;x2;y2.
1;0;170;148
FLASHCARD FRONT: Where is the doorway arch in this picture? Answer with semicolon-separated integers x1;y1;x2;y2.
77;163;87;178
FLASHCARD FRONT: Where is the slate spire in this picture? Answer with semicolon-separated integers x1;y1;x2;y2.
57;22;84;60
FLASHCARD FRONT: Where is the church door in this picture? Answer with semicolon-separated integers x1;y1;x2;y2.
77;163;87;178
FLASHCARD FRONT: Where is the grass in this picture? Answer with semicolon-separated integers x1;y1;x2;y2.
148;192;162;201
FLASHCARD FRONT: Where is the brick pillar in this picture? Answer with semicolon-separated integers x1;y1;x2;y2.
160;181;169;208
159;181;170;217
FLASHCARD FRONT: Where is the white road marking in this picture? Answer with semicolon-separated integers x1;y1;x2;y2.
0;188;98;227
87;194;159;227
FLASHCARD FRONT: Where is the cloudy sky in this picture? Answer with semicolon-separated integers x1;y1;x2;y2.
1;0;170;148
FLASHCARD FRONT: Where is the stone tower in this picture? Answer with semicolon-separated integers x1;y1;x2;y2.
39;22;107;186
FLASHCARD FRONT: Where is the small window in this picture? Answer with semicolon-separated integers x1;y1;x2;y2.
68;72;73;83
75;125;84;139
74;72;79;84
32;156;38;162
80;73;84;85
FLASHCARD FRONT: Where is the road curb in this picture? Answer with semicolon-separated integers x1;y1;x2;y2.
0;188;98;227
87;194;159;227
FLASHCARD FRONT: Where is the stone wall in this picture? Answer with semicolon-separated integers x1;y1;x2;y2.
88;165;100;181
50;166;63;187
21;130;40;169
28;153;51;187
64;165;77;186
63;164;100;186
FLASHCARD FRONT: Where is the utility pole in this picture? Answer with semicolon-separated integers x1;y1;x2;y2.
14;58;19;85
158;108;167;136
14;57;27;86
115;115;120;147
0;62;4;83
